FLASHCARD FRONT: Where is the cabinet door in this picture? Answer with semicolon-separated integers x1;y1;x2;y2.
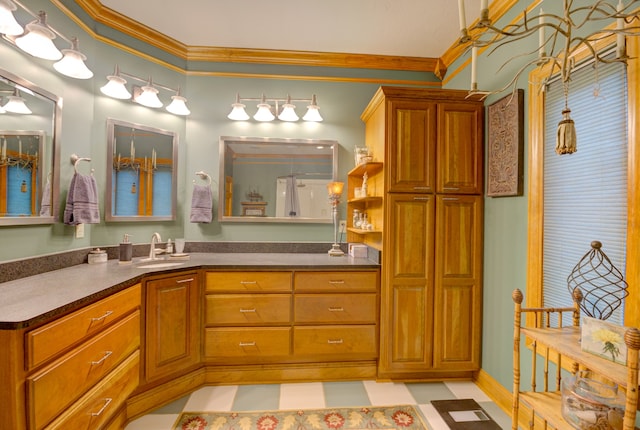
437;102;483;194
433;195;482;370
144;272;200;383
379;193;435;376
387;101;437;193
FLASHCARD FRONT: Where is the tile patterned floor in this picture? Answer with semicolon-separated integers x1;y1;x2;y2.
124;380;511;430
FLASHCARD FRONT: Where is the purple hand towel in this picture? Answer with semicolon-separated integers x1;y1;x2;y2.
190;184;213;223
63;173;100;225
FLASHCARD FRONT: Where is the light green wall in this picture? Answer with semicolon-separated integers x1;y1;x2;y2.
0;0;387;261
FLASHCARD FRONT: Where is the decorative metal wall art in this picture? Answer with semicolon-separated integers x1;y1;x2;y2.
486;89;524;197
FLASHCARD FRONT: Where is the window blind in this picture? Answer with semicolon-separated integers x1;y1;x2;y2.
543;58;628;325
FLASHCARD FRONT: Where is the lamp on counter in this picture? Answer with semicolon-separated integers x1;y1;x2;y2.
227;93;323;122
0;2;93;79
458;0;640;155
327;181;344;257
100;66;191;116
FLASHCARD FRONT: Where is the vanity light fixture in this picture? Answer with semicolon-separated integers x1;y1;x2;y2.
228;93;323;122
277;95;299;122
100;65;132;100
133;78;163;109
14;11;61;60
100;66;191;115
166;88;191;116
2;89;31;114
302;94;323;122
0;0;23;36
53;37;93;79
0;2;93;79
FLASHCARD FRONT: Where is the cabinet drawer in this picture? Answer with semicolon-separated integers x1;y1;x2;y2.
294;271;378;292
27;311;140;430
27;284;141;370
205;294;291;325
293;325;377;357
205;327;291;359
43;350;140;430
294;294;377;324
206;271;292;292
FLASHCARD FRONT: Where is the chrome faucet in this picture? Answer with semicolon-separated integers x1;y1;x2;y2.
149;232;162;260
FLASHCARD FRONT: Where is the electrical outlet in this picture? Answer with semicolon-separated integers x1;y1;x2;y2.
75;223;85;238
339;220;347;232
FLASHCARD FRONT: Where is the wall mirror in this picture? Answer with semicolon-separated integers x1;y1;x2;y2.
105;118;177;222
219;136;338;223
0;68;61;225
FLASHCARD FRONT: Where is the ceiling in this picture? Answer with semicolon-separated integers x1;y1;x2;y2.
99;0;481;60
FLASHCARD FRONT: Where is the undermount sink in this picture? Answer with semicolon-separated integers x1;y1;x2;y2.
135;261;185;269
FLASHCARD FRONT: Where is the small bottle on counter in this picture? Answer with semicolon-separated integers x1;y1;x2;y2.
166;238;173;255
119;234;133;264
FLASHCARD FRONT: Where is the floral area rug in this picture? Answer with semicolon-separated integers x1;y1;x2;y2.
173;405;428;430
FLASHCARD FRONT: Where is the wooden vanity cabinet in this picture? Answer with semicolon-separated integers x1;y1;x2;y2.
18;284;141;430
143;271;201;384
204;270;379;365
293;271;379;361
204;271;293;363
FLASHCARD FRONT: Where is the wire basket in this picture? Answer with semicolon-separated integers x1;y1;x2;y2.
567;241;628;321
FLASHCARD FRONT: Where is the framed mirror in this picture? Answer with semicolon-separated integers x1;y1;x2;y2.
0;68;61;225
105;118;177;222
219;136;338;223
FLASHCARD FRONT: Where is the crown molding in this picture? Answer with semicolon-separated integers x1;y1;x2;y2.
69;0;445;76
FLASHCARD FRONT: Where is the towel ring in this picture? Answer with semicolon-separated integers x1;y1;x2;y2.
194;171;212;186
70;153;94;175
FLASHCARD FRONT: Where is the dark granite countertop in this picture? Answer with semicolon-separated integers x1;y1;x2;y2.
0;253;379;330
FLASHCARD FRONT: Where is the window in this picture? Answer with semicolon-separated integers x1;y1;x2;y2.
527;38;640;328
543;57;628;325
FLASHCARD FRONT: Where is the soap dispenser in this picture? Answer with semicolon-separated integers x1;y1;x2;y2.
119;234;133;264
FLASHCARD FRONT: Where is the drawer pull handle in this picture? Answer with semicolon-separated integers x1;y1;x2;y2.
176;278;194;283
413;186;430;190
328;280;345;284
91;398;112;416
442;197;460;201
91;310;113;321
239;341;256;347
327;339;344;344
413;197;430;201
443;187;460;191
240;281;258;285
239;308;256;313
328;307;344;312
91;350;113;365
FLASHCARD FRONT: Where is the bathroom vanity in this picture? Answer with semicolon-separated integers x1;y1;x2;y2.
0;253;379;430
